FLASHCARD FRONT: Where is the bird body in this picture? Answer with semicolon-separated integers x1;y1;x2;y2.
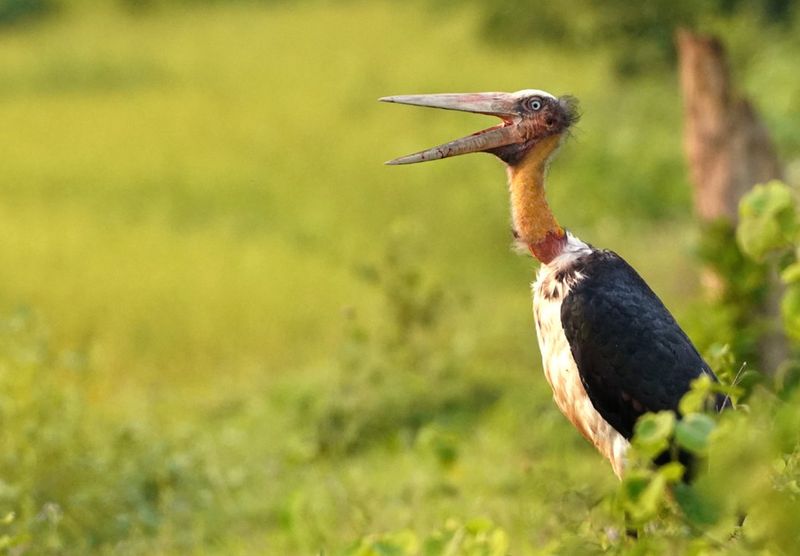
381;89;724;477
533;233;721;476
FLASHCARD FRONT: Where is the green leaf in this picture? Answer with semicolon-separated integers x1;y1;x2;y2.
737;181;797;261
674;483;721;526
679;374;714;415
704;344;735;375
621;470;667;523
675;414;716;455
633;411;675;459
657;461;686;483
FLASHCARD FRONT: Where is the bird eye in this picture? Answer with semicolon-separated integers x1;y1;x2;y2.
527;97;543;111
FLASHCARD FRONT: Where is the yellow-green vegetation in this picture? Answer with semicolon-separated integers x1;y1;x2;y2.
0;1;798;554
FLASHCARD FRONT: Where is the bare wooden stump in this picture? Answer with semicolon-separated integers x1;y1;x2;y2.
677;29;783;222
676;28;786;373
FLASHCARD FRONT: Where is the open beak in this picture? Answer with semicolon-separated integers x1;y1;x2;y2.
379;92;523;165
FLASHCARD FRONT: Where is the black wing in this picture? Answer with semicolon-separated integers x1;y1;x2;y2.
560;250;722;440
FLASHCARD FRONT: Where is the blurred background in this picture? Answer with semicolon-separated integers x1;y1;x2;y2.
0;0;798;553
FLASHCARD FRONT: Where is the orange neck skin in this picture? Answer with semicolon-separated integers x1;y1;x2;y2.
507;133;566;264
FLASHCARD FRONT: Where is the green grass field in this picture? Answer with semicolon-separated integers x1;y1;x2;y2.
0;1;797;553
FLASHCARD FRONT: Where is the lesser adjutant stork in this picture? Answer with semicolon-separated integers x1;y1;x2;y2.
381;90;725;477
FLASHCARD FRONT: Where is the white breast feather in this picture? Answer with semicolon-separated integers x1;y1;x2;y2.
532;235;629;478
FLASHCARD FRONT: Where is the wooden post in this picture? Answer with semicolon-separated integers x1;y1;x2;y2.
676;28;786;373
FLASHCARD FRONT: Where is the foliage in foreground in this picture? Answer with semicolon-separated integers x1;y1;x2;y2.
0;311;223;552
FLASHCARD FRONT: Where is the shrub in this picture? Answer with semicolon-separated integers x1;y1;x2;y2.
311;231;501;457
0;309;217;553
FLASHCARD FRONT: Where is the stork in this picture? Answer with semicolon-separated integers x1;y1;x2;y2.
381;90;725;477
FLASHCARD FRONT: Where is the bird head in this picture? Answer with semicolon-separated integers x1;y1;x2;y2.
380;89;579;167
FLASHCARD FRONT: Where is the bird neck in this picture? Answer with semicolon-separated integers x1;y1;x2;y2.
507;134;566;264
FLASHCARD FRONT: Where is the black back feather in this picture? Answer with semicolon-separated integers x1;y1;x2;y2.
560;250;725;440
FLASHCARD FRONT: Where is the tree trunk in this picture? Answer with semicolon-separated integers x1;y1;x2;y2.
676;28;786;374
